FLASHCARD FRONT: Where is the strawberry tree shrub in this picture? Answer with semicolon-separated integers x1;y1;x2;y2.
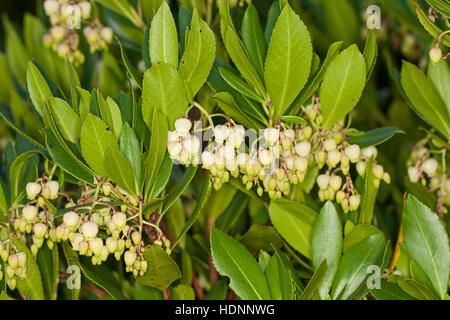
0;0;448;300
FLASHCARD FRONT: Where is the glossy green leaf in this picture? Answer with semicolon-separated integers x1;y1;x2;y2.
27;61;52;118
312;201;343;299
266;253;294;300
397;278;438;300
402;195;450;299
240;225;283;253
278;115;306;125
142;63;188;129
171;284;195;300
264;1;281;46
144;109;168;199
104;146;136;196
269;199;317;259
320;45;366;128
219;67;264;103
369;279;415;300
358;159;378;224
428;60;450;116
401;61;450;138
265;5;312;116
48;97;81;144
36;245;59;300
120;123;142;190
80;114;118;177
346;127;404;148
241;4;267;79
149;2;178;66
210;227;271;300
415;5;450;47
363;29;378;80
224;26;266;98
343;224;383;253
331;234;385;300
179;9;215;99
9;150;39;202
299;259;328;300
137;245;181;290
173;172;212;248
162;166;197;215
119;40;142;89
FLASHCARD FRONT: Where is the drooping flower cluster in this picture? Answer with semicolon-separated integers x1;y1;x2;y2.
43;0;113;66
167;98;392;212
167;102;391;212
0;173;171;287
407;141;449;215
0;241;26;291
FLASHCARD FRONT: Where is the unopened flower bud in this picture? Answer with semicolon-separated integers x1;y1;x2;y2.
81;222;98;239
317;174;330;190
372;165;384;180
349;195;361;211
336;190;346;203
44;0;59;16
429;47;442;64
33;223;48;239
22;206;38;223
124;250;137;267
345;145;360;162
26;183;41;200
408;167;420;183
422;158;438;177
131;231;141;245
356;161;366;176
8;255;18;269
89;238;103;256
259;150;273;167
112;212;127;230
361;146;377;160
329;176;342;191
295;142;311;157
324;139;337;152
63;211;79;231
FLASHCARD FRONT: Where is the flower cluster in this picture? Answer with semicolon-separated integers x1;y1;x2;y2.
43;0;113;66
0;241;27;291
407;141;449;215
167;101;390;212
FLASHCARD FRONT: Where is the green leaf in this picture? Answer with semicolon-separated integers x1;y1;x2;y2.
346;127;404;148
171;284;195;300
299;259;328;300
9;150;39;202
312;201;343;299
179;9;216;100
402;195;450;299
98;95;123;140
142;63;188;129
95;0;145;29
264;1;281;46
137;245;181;291
343;224;383;253
241;4;267;79
219;67;264;103
212;92;264;129
104;146;137;196
144;110;168;199
269;199;317;259
424;0;450;17
240;225;283;253
4;18;29;88
331;234;385;300
363;29;378;81
321;0;358;46
397;278;439;300
149;153;173;198
162;166;197;215
27;61;53;118
149;2;178;66
401;61;450;138
358;158;378;224
173;172;212;248
210;227;271;300
265;253;294;300
48;97;81;144
428;60;450;116
278;115;306;125
12;235;45;300
134;283;163;300
320;44;366;128
265;5;312;116
36;245;59;300
415;5;450;47
80;114;118;177
369;279;415;300
120;123;142;190
46;130;94;185
119;40;142;89
224;26;266;98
